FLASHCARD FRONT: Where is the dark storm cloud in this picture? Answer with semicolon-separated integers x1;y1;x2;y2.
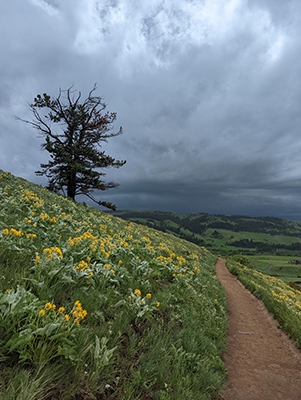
1;0;301;219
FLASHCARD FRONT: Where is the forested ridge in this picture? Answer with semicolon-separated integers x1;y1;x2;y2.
112;210;301;255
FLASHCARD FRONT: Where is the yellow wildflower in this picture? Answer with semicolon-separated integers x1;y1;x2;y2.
146;293;152;299
101;250;111;258
134;289;141;297
53;247;63;258
43;247;63;259
38;309;46;316
44;302;56;311
72;301;88;325
10;228;23;237
26;233;37;239
40;213;49;221
75;260;89;272
43;248;53;259
156;302;160;307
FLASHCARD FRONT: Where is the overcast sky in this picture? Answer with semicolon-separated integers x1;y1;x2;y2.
1;0;301;220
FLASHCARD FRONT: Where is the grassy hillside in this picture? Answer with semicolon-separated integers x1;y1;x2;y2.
0;171;227;400
113;210;301;255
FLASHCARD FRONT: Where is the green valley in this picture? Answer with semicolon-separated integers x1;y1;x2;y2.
112;210;301;256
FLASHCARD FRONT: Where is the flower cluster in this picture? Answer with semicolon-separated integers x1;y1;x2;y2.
2;227;37;239
74;260;90;272
132;289;159;308
72;300;88;325
42;247;63;259
44;302;56;311
26;233;37;239
21;188;44;208
3;228;23;237
38;300;87;325
40;213;57;223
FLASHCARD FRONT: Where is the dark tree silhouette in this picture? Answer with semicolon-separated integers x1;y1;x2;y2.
18;84;126;210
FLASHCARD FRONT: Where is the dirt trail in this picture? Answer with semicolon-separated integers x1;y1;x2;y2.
215;258;301;400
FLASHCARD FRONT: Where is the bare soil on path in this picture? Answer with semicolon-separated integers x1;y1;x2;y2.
215;258;301;400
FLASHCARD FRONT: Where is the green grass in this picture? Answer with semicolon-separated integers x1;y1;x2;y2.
247;255;301;282
204;229;301;255
0;171;228;400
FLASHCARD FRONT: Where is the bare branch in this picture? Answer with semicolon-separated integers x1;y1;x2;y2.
87;83;98;99
16;104;64;145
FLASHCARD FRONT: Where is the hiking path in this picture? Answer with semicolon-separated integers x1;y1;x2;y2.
215;258;301;400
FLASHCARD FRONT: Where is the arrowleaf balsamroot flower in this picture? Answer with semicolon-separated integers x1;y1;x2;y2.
72;301;88;325
3;228;23;236
26;233;37;239
44;302;56;311
74;260;89;272
43;247;63;259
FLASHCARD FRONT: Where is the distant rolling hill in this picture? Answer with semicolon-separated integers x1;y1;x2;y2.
112;210;301;256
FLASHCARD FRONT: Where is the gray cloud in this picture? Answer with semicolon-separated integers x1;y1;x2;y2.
1;0;301;219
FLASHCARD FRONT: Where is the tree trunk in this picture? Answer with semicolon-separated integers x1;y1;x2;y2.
67;170;76;200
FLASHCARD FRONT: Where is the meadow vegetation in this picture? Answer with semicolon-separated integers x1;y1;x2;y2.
0;170;227;399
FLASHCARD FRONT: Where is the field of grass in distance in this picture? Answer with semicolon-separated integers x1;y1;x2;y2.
247;255;301;282
0;170;227;400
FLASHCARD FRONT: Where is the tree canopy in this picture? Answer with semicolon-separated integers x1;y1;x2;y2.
18;84;126;210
